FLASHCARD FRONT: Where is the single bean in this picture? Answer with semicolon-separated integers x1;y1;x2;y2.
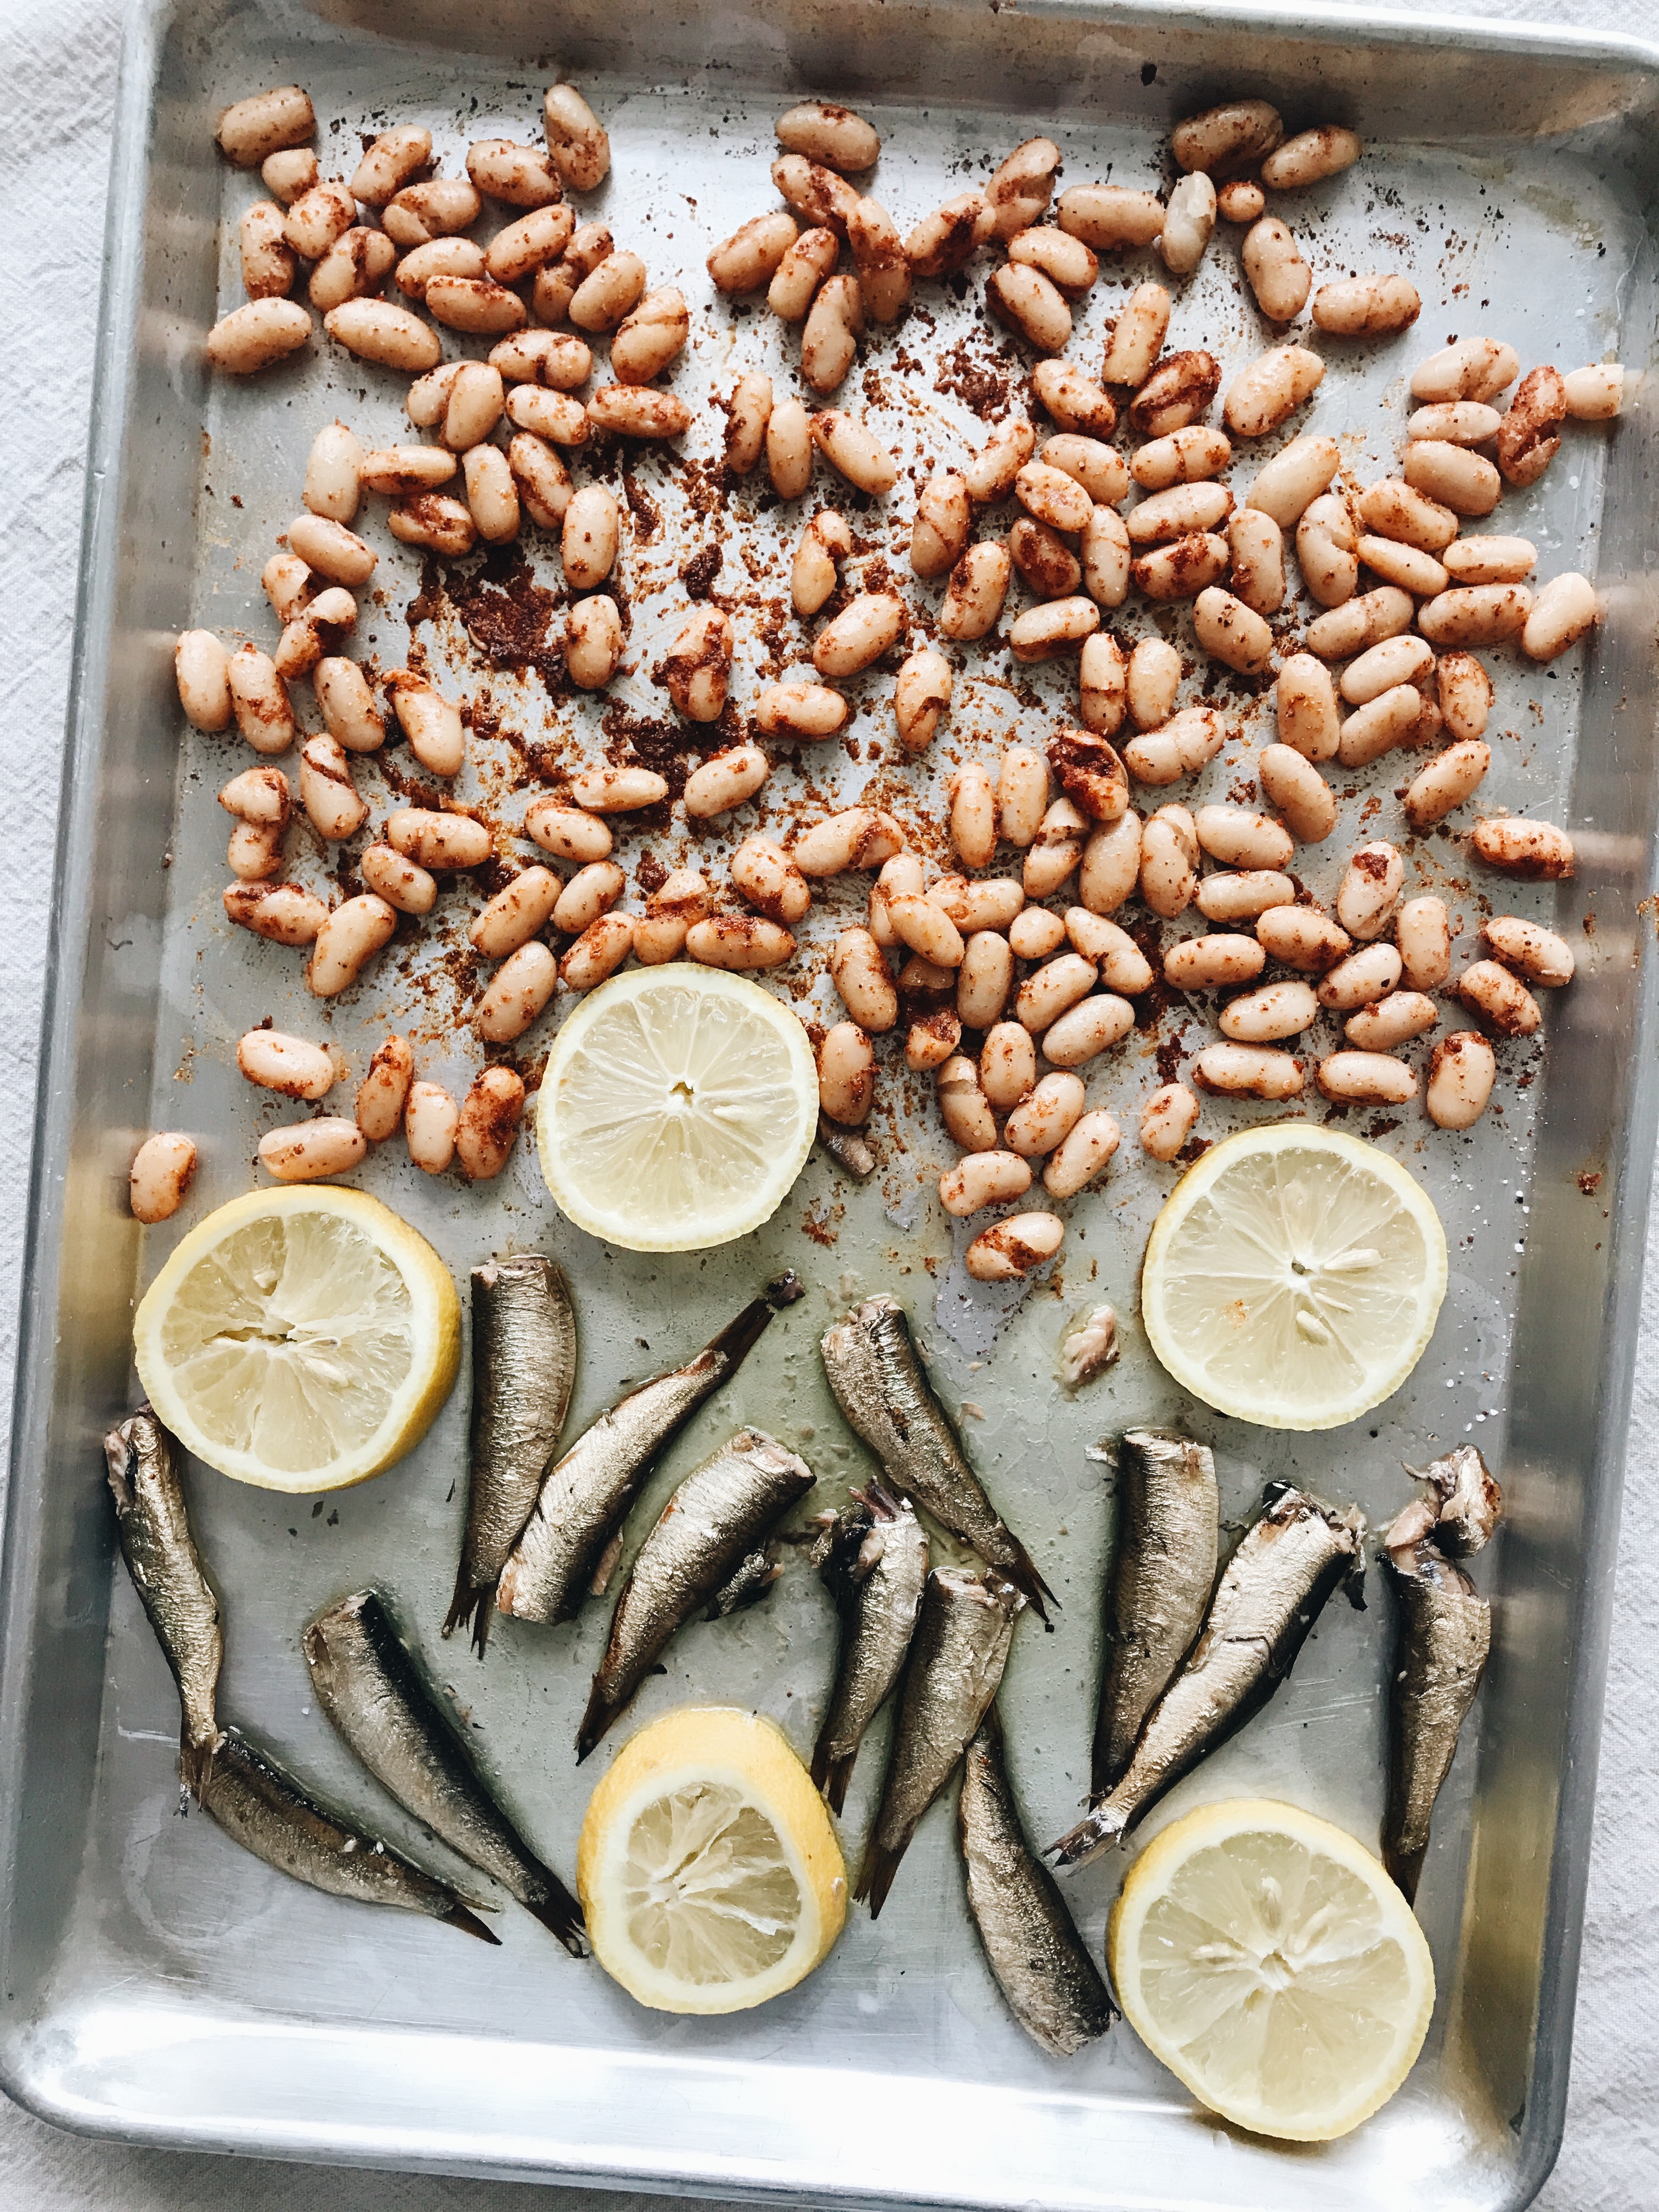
987;139;1062;238
940;763;995;872
1316;942;1403;1011
477;943;559;1043
381;178;482;248
259;1117;368;1183
1100;282;1171;387
560;914;636;991
283;179;356;261
1123;706;1226;785
323;298;441;373
1483;916;1574;987
1164;933;1266;989
813;592;905;678
682;744;766;822
1132;532;1229;602
1391;895;1449;992
307;658;381;754
261;147;318;202
1016;951;1097;1032
262;550;312;628
1404;440;1501;517
1227;508;1285;617
218;85;314;167
1124;636;1180;730
1311;273;1421;335
385;673;464;776
1220;979;1319;1042
1357;477;1458;554
207;298;312;374
396;238;488;298
287;512;376;586
1317;1051;1416;1104
1005;1071;1087;1157
507;384;589;445
1141;1083;1199;1159
1042;994;1136;1068
1242;216;1311;321
1344;992;1440;1049
939;544;1012;640
911;471;972;581
227;646;295;755
1041;1110;1121;1199
708;210;799;292
1306;586;1415;659
963;418;1035;503
1256;904;1351;972
1258;746;1337;842
1441;540;1535;594
300;732;367;840
388;493;477;557
467;137;562;207
725;371;774;473
298;422;362;524
988;262;1072;354
1193;586;1274;675
486;204;577;285
455;1065;526;1181
1224;346;1324;437
345;1035;414;1144
614;280;695;381
775;99;879;173
551;860;626;935
749;681;845;743
1081;505;1132;607
940;1152;1034;1218
1245;446;1339;544
726;836;810;929
905;1010;962;1073
1015;460;1093;535
1172;98;1283;176
1425;1030;1497;1129
236;1028;335;1101
1195;870;1295;923
794;807;905;876
1131;429;1229;496
905;190;995;276
357;844;434;916
506;431;572;527
1080;633;1128;735
1137;805;1198;918
176;631;232;731
227;819;284;880
1496;365;1567;488
937;1054;999;1152
1261;125;1362;189
634;870;715;964
1522;573;1599;662
403;1082;459;1174
1418;584;1533;648
767;396;813;496
1193;1043;1304;1098
543;81;610;190
561;484;619;588
891;650;952;753
219;766;290;829
1334;843;1405;941
1031;358;1119;437
1023;797;1090;896
1407;403;1503;451
359;443;457;494
1007;907;1067;961
980;1023;1037;1110
1056;184;1166;250
1470;816;1575;879
810;409;898;495
662;607;734;723
1564;364;1625;419
1009;597;1099;662
240;200;296;299
1159;172;1217;278
223;881;326;944
770;154;861;236
957;933;1016;1027
816;1020;877;1127
568;765;668;814
1217;178;1266;223
564;595;624;691
1404;740;1491;831
386;808;490;870
523;801;612;864
792;510;852;615
586;386;691;440
1296;493;1359;608
846;195;912;321
1009;516;1082;600
1190;804;1291;871
934;875;1025;933
466;866;558;958
308;894;397;997
1272;652;1339;763
1007;232;1097;307
1128;482;1233;546
1459;959;1542;1037
1341;636;1433;707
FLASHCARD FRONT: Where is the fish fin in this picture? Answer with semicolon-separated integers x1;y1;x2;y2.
443;1900;503;1944
524;1883;589;1957
178;1728;224;1799
854;1835;910;1918
1045;1802;1126;1874
442;1573;494;1657
1383;1841;1425;1906
811;1743;856;1815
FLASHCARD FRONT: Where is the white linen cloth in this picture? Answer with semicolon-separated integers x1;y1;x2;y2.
0;0;1652;2204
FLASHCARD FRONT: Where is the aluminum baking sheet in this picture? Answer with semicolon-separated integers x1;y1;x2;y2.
4;2;1659;2207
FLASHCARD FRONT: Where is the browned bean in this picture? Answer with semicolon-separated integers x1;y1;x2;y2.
1216;178;1265;223
1132;532;1229;602
1023;797;1090;898
612;287;690;383
633;870;714;966
1057;184;1166;251
905;1009;962;1073
725;371;774;475
939;543;1011;641
1296;493;1358;609
387;672;465;776
1496;365;1568;488
731;836;811;927
1032;359;1118;437
1316;943;1403;1012
828;928;899;1032
893;651;952;753
1311;273;1421;336
227;646;295;755
1258;746;1336;842
387;807;489;870
1396;895;1452;991
810;409;898;495
1004;1071;1086;1158
1344;993;1440;1049
308;894;397;998
1139;807;1198;918
453;1066;526;1181
1122;706;1226;785
561;484;619;588
1305;586;1415;660
774;155;862;236
476;944;558;1043
940;1152;1033;1218
905;190;995;276
569;764;668;813
1442;536;1536;586
1080;634;1127;736
1042;1110;1121;1199
1007;908;1066;962
938;1056;1000;1153
258;1118;368;1183
792;509;853;615
912;471;972;578
980;1022;1036;1110
1042;995;1136;1068
359;845;434;915
1009;597;1099;661
1242;217;1311;321
1404;440;1501;517
802;274;866;392
988;263;1072;354
565;595;623;691
1522;573;1599;662
238;1029;335;1101
1337;684;1422;769
543;82;610;190
1335;843;1405;940
1425;1030;1497;1129
662;607;733;723
1256;905;1351;973
819;1021;877;1125
207;298;313;375
1483;915;1574;988
1010;227;1097;300
1404;740;1491;830
1458;959;1542;1037
403;1082;458;1174
708;211;799;294
757;681;849;741
299;731;367;841
1192;1044;1304;1099
560;915;636;990
587;386;691;440
551;860;625;935
524;800;612;862
1470;817;1575;879
1194;586;1274;675
223;881;326;945
1247;434;1340;526
177;631;232;731
1101;283;1171;387
1140;1083;1199;1160
1015;951;1097;1032
1261;125;1362;189
846;196;911;321
509;433;574;528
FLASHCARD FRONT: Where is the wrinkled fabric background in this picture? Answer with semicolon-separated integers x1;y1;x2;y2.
0;0;1653;2204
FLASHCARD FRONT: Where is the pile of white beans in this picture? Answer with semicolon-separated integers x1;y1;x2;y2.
133;80;1615;1280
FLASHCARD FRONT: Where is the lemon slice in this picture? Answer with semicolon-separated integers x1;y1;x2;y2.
577;1706;847;2014
536;965;817;1251
133;1187;461;1492
1108;1798;1436;2141
1139;1124;1446;1430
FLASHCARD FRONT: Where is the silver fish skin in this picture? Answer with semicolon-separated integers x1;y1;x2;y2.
1092;1430;1220;1798
857;1566;1023;1916
445;1256;577;1654
188;1726;497;1943
1381;1519;1492;1903
706;1542;783;1618
811;1486;929;1813
1050;1485;1365;1870
960;1712;1114;2058
105;1409;222;1787
820;1295;1055;1617
496;1296;772;1627
1412;1444;1503;1558
303;1589;585;1954
577;1428;816;1759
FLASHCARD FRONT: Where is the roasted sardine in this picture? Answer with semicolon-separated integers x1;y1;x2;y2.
857;1566;1023;1916
188;1726;496;1941
1408;1443;1503;1558
1381;1509;1493;1903
960;1712;1114;2057
577;1428;816;1759
811;1487;930;1813
1092;1429;1219;1797
445;1256;578;1654
496;1296;772;1626
105;1409;222;1787
820;1295;1054;1616
1051;1484;1365;1870
304;1588;585;1954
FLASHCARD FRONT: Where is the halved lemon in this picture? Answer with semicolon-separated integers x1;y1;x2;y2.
1139;1124;1446;1430
577;1706;847;2015
1108;1798;1436;2141
536;965;818;1251
133;1187;460;1492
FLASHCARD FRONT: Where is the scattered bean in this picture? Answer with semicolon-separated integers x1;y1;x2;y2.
1246;434;1341;527
1305;586;1415;658
794;807;905;876
1227;507;1285;616
386;808;490;869
1345;994;1439;1050
524;799;612;861
1007;907;1068;961
934;875;1024;933
386;672;464;775
1080;633;1127;735
988;262;1072;353
223;881;327;945
561;484;619;587
1317;942;1403;1011
227;645;295;755
733;836;813;926
1164;933;1266;989
1484;916;1575;986
1193;585;1274;674
1317;1051;1415;1104
905;190;996;275
406;1082;461;1174
940;1151;1033;1218
1009;227;1099;302
299;731;367;840
912;471;972;578
1458;959;1542;1037
1141;1082;1200;1159
817;1022;877;1125
569;764;668;812
938;1056;1001;1152
1404;740;1491;830
1242;217;1311;321
811;409;899;494
1123;706;1227;785
964;418;1035;502
1010;516;1082;600
1496;365;1567;487
1470;816;1575;879
1256;904;1351;972
813;592;906;678
476;944;559;1043
1192;1043;1304;1098
207;298;312;375
1395;895;1452;991
1259;745;1337;842
259;1118;368;1183
1522;572;1599;661
957;932;1016;1027
1139;807;1198;918
1009;597;1099;661
757;680;850;740
1081;505;1132;607
1015;951;1097;1033
1100;283;1171;386
634;870;714;964
1131;531;1229;601
308;894;397;998
1043;1110;1121;1198
551;860;625;935
1418;584;1533;647
1042;995;1136;1068
1223;345;1324;437
893;650;952;752
980;1023;1037;1110
563;595;623;690
1003;1071;1086;1158
986;139;1062;238
1056;184;1167;250
1311;273;1420;335
1404;439;1501;517
454;1066;526;1181
1031;359;1119;437
176;631;232;731
1219;980;1319;1042
506;383;590;445
1335;842;1405;940
1216;178;1266;223
1023;797;1090;896
359;443;457;494
906;1009;962;1072
939;543;1012;640
1563;364;1624;419
661;606;734;723
724;372;774;475
588;386;691;439
560;914;636;990
1296;493;1359;608
1425;1030;1497;1129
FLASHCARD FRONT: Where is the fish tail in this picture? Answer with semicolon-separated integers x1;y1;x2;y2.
709;1296;775;1369
524;1882;589;1958
442;1572;494;1657
1383;1839;1425;1906
854;1833;910;1918
442;1899;503;1944
575;1681;614;1764
177;1726;223;1799
1002;1536;1058;1623
1045;1801;1126;1874
811;1742;856;1815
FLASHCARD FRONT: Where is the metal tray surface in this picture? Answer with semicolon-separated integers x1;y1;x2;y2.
3;1;1659;2207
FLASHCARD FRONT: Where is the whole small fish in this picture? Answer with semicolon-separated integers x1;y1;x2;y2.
577;1428;816;1759
445;1255;578;1654
304;1589;585;1955
188;1726;496;1942
1381;1511;1492;1903
104;1409;222;1787
820;1295;1054;1617
856;1566;1023;1917
810;1486;930;1813
959;1712;1114;2058
1092;1430;1219;1798
1050;1484;1365;1870
1409;1443;1503;1558
496;1295;773;1627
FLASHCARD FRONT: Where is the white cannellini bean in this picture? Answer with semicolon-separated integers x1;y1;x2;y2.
1442;537;1536;588
1140;1084;1199;1160
218;85;314;166
1260;124;1362;188
300;732;366;840
508;384;589;445
464;446;520;543
1082;506;1132;608
1058;179;1167;248
561;486;619;587
1305;587;1415;659
819;1022;877;1125
466;137;562;207
509;434;574;528
814;593;905;677
775;100;881;173
685;915;796;970
471;866;562;957
263;550;311;625
1125;637;1181;731
684;745;766;821
939;543;1012;640
635;870;715;965
565;596;623;690
1044;434;1127;503
810;410;898;495
219;766;290;827
1418;585;1533;648
1223;346;1324;437
568;251;646;335
569;765;668;814
1032;359;1119;438
237;1029;335;1099
287;512;375;587
259;1118;368;1184
1128;481;1233;545
227;646;295;755
1139;810;1198;917
560;915;636;991
847;196;912;321
1131;533;1229;602
1274;654;1340;761
1316;943;1404;1012
1195;870;1295;923
1496;366;1568;488
987;140;1062;239
261;147;318;202
355;1035;414;1141
455;1067;527;1182
386;808;490;869
1217;179;1269;221
359;443;457;495
912;471;972;578
1164;933;1266;989
1218;980;1319;1042
1023;798;1090;898
1228;508;1285;617
1483;915;1575;987
662;607;733;723
802;274;866;391
1311;274;1421;335
893;651;952;753
239;200;295;299
1342;635;1435;706
324;298;442;373
551;860;626;934
1256;904;1351;972
1246;434;1340;526
1335;843;1405;940
524;800;613;861
282;180;356;261
980;1023;1037;1109
1080;634;1127;736
1159;172;1217;277
886;895;966;970
1425;1031;1497;1130
1132;426;1231;493
792;509;853;614
938;1056;1001;1152
1017;459;1094;534
1242;217;1311;321
360;845;435;915
396;238;487;300
1404;741;1491;830
586;386;691;441
222;882;325;943
1336;684;1422;769
1099;282;1171;387
176;631;232;730
1043;1109;1121;1197
1563;364;1625;419
1123;706;1227;786
1042;994;1136;1068
405;1082;460;1174
383;178;483;247
543;82;610;190
1011;516;1082;600
1296;494;1358;609
1397;896;1453;990
1345;992;1440;1049
1192;1044;1304;1099
1079;814;1142;915
708;211;800;294
1357;478;1458;554
1009;599;1100;662
933;875;1024;934
957;933;1015;1028
1412;338;1520;404
1459;960;1542;1037
308;895;397;997
905;190;995;276
207;298;313;375
757;681;849;740
484;205;577;286
941;1154;1035;1221
388;493;477;557
1004;1072;1087;1158
1317;1052;1417;1104
1522;573;1600;662
964;418;1036;503
828;929;899;1032
724;372;774;473
1015;952;1097;1033
906;1009;962;1071
1193;587;1274;675
1007;908;1067;961
387;673;465;776
1470;817;1576;879
948;763;997;871
1404;440;1501;518
1259;746;1337;842
988;263;1072;354
227;819;283;881
477;944;559;1043
1171;98;1284;176
1358;535;1447;596
1193;805;1294;871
